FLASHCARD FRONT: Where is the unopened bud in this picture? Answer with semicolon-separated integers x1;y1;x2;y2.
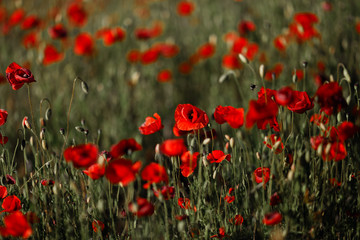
302;61;308;68
45;108;52;120
225;134;231;141
84;129;89;136
40;128;46;140
229;138;235;148
292;71;298;83
324;143;331;155
42;139;48;150
256;152;261;160
59;128;65;135
317;144;323;156
238;54;249;64
343;68;351;83
202;138;211;145
329;74;334;82
81;80;89;94
259;64;265;79
23;117;31;130
273;141;281;151
40;118;46;127
75;126;85;133
30;136;34;147
155;144;160;155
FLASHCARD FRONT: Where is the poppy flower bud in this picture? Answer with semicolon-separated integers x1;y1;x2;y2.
343;68;351;83
238;54;249;64
40;117;46;127
45;108;52;120
40;128;46;140
30;136;34;147
225;134;231;141
81;80;89;94
292;71;298;83
302;61;308;68
259;64;265;79
256;152;261;160
75;126;85;132
230;138;235;148
23;116;31;130
59;128;65;135
41;139;48;150
202;138;210;145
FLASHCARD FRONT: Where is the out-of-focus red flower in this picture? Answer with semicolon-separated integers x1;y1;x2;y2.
8;9;25;27
141;163;168;189
254;167;270;184
207;150;231;164
214;105;244;128
329;178;341;187
48;24;68;39
245;96;279;132
83;162;105;180
110;138;142;158
177;1;195;16
5;175;15;185
264;134;283;154
22;31;39;49
270;192;281;206
274;86;293;105
238;20;256;35
224;188;235;203
274;35;289;51
356;22;360;34
263;212;282;225
135;21;162;40
64;143;98;169
180;151;199;177
157;69;172;82
315;82;346;115
1;195;21;212
139;113;164;135
67;2;87;27
160;139;187;157
126;49;141;63
231;37;259;60
42;44;64;66
21;15;41;30
174;104;209;131
0;211;32;239
265;63;284;81
229;214;244;225
289;12;320;42
198;43;215;59
310;134;347;162
74;32;94;56
153;43;179;58
210;227;227;239
222;54;242;69
140;48;159;65
178;62;193;75
128;197;154;217
153;186;175;200
96;27;126;46
92;220;105;232
287;90;314;114
178;197;196;212
0;109;7;127
105;158;141;185
337;121;358;141
6;62;36;90
40;179;55;186
321;1;332;11
0;133;8;145
293;69;304;81
0;186;7;199
310;113;329;126
175;215;188;221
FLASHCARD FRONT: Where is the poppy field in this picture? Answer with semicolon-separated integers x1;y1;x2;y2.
1;0;360;239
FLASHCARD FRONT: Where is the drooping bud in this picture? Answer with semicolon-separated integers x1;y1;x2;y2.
81;80;89;94
23;116;31;130
238;54;249;64
45;108;52;120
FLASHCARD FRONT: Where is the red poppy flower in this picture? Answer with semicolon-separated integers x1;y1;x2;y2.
139;113;164;135
173;124;191;137
5;175;15;185
2;195;21;212
178;62;193;75
42;44;64;66
63;143;99;169
160;139;187;157
0;211;32;239
337;121;358;141
289;12;320;42
126;49;141;63
157;69;172;82
177;1;195;16
210;227;227;239
0;133;7;145
0;109;8;126
245;98;279;132
238;20;256;35
180;151;199;177
274;86;293;105
7;9;25;27
214;105;244;128
6;62;36;90
74;33;94;56
270;192;281;206
40;179;55;186
140;48;159;65
310;134;347;161
222;54;242;69
265;63;284;81
153;43;180;58
22;32;39;49
198;43;216;59
263;212;282;225
310;113;329;126
67;2;87;27
83;163;105;180
21;15;41;30
175;215;188;221
48;24;68;39
105;158;141;185
175;104;209;131
264;134;283;154
315;82;346;115
287;90;314;113
231;37;259;60
224;188;235;203
128;197;154;217
207;150;231;164
96;27;126;46
135;21;162;40
329;178;341;187
141;163;168;189
153;186;175;200
178;197;194;210
92;220;105;232
110;138;142;158
254;167;270;184
273;35;289;51
0;186;7;199
229;214;244;225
